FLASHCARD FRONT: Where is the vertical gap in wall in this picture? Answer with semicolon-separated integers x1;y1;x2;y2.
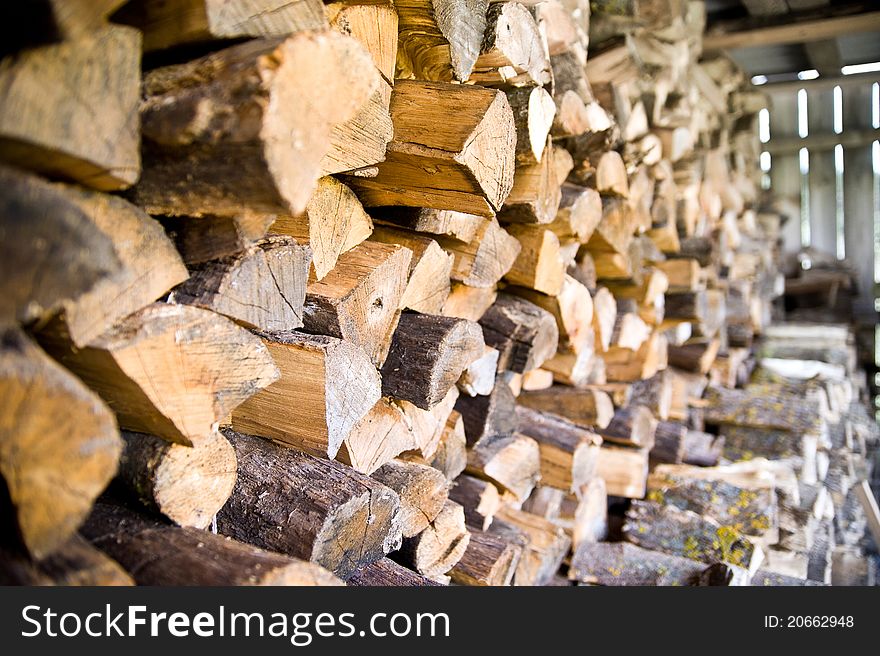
800;147;811;249
760;151;772;190
835;144;845;260
797;88;809;139
833;85;843;135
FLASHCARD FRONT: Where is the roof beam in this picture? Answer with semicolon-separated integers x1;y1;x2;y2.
804;38;843;76
760;70;880;93
764;128;880;155
704;9;880;51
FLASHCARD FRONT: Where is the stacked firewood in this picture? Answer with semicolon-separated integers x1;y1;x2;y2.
0;0;876;587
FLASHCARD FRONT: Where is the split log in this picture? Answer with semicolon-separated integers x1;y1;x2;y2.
116;430;236;529
338;398;417;475
396;387;460;460
720;425;817;476
548;185;603;244
395;0;488;82
518;386;615;430
381;312;484;409
665;290;707;322
564;477;608;547
604;331;667;382
658;258;701;291
608;312;651;351
443;284;498;321
506;87;557;164
113;0;327;52
449;474;501;530
303;240;412;366
435;218;520;288
163;212;277;266
270;176;373;281
596;445;649;499
372;459;449;538
0;535;132;586
347;80;516;217
569;541;732;586
218;430;402;578
347;557;441;587
449;530;522;586
396;500;470;583
32;188;189;348
509;275;594;355
369;227;453;313
591;286;617;351
587;197;634;255
494;507;571;586
596;406;657;450
499;144;562;225
232;331;380;459
41;303;278;448
504;225;566;295
624;500;763;574
670;236;715;267
455;376;518;445
170;236;311;332
515;406;602;493
326;3;398;83
471;2;551;87
0;167;123;327
83;499;342;585
0;329;121;559
479;294;559;373
629;371;672;420
0;26;140;190
595;151;628;197
422;410;468;480
521;368;554;391
467;433;541;503
377;206;485;243
458;346;500;397
133;33;376;216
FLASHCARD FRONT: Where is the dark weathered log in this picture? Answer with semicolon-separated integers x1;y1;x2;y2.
217;430;402;578
82;499;342;585
0;535;132;586
346;557;441;587
467;433;541;503
596;405;657;450
449;474;501;531
664;290;707;322
381;312;484;409
116;430;236;529
648;420;687;466
133;34;376;217
682;429;725;467
518;385;616;430
449;529;522;586
396;500;470;584
629;371;672;420
455;375;518;445
670;236;715;267
704;386;824;434
0;329;121;559
667;339;719;374
514;406;602;493
479;294;559;373
569;541;738;586
624;500;763;574
171;236;311;332
372;459;449;538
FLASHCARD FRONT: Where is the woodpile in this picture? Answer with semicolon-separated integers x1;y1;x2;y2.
0;0;877;587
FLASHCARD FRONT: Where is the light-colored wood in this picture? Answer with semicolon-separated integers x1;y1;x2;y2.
592;286;618;351
0;26;140;190
303;240;412;366
595;445;649;498
39;0;127;40
595;151;629;197
472;2;551;87
494;506;571;586
134;33;376;216
373;459;449;538
398;499;470;583
379;207;485;244
0;330;121;559
338;398;418;475
117;429;236;529
506;87;557;164
170;236;311;332
233;332;380;458
450;474;501;530
36;185;188;348
326;2;398;83
398;386;460;458
510;275;594;355
436;218;521;288
504;225;566;295
547;185;603;244
114;0;327;52
271;176;374;281
467;433;541;503
163;212;277;265
369;226;453;313
458;346;500;396
522;368;555;391
442;283;499;320
322;78;394;176
518;385;615;429
395;0;489;82
347;80;516;217
499;143;562;224
41;303;278;448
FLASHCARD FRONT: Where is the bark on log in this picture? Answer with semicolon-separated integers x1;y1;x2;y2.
449;529;522;586
163;212;277;266
455;376;518;445
218;430;402;578
479;294;559;373
518;385;615;429
449;474;501;531
346;557;441;586
0;535;132;586
596;405;657;450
